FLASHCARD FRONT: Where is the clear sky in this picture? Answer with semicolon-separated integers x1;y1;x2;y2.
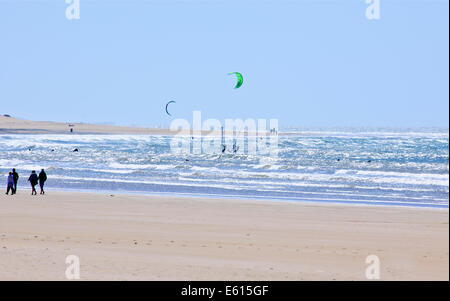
0;0;448;128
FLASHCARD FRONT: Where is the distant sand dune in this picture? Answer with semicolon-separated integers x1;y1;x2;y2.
0;116;174;135
0;116;275;136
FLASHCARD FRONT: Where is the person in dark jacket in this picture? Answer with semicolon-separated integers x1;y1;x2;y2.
12;168;19;195
39;169;47;195
28;170;38;195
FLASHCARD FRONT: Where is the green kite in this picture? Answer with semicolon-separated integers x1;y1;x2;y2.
229;72;243;89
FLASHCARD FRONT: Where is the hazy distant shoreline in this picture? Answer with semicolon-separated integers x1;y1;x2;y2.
0;116;268;136
0;115;176;135
1;116;448;136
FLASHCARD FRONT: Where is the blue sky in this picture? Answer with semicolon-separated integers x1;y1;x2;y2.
0;0;448;128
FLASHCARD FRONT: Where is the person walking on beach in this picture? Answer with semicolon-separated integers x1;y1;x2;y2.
6;172;14;195
28;170;38;195
39;169;47;195
12;168;19;194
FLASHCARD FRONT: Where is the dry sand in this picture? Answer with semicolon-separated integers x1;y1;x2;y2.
0;115;279;136
0;115;173;135
0;191;448;281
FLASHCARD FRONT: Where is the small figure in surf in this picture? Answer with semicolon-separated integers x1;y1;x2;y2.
233;141;239;153
39;169;47;195
28;170;39;195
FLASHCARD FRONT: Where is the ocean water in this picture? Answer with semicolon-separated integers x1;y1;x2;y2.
0;128;448;208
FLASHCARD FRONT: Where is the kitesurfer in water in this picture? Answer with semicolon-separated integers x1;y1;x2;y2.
233;141;239;153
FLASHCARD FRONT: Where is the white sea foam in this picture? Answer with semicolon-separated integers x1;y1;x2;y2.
1;131;448;208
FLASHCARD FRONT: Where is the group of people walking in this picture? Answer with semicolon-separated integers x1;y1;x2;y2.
6;169;47;195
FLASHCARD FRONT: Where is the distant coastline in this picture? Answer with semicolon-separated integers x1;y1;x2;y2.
2;116;448;136
0;116;267;136
0;115;174;135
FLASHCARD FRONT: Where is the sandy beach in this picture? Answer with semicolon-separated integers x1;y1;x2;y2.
0;115;174;135
0;191;448;281
0;115;286;136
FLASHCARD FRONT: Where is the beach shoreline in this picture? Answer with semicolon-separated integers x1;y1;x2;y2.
0;115;175;135
2;116;448;138
9;186;450;210
0;116;272;136
0;190;448;280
